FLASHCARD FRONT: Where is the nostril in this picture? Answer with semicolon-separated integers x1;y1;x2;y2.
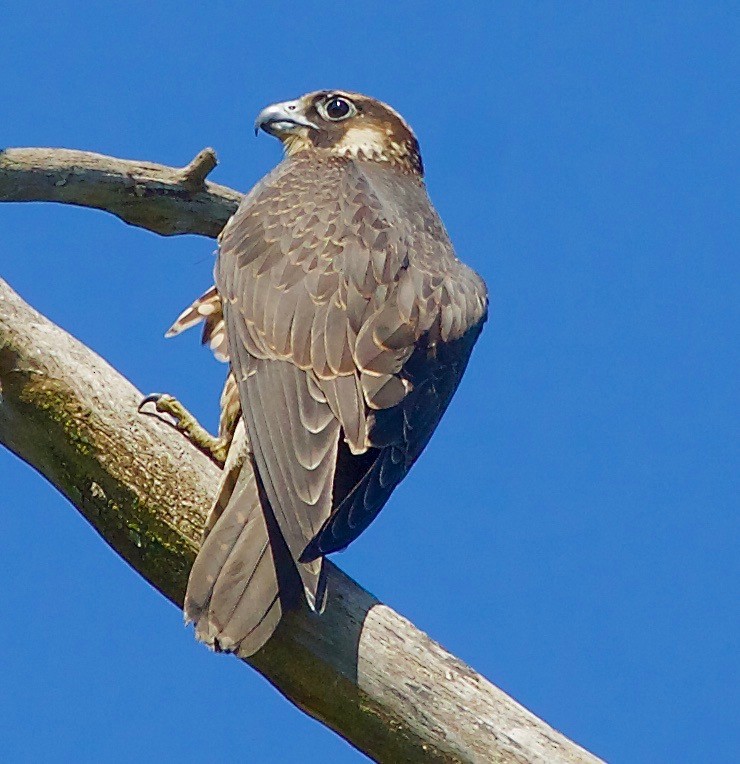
287;104;296;111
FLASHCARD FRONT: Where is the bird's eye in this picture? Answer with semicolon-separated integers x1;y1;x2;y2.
321;96;355;121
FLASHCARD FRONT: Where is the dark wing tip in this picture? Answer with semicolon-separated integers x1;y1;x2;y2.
299;538;323;564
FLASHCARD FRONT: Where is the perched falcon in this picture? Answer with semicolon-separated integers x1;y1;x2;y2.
183;90;488;657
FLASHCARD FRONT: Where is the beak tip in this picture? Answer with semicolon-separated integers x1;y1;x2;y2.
253;100;317;139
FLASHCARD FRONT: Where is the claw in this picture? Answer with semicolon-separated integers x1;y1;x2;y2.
138;393;184;432
138;391;227;468
138;393;164;414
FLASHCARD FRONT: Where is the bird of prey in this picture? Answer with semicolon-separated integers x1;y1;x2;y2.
180;90;488;657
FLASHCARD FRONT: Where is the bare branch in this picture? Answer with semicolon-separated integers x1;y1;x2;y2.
0;148;604;763
178;147;219;191
0;147;241;237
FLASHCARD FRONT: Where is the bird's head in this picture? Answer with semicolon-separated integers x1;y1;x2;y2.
254;90;423;176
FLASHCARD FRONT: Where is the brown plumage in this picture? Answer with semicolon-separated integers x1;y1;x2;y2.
166;286;240;446
182;90;488;657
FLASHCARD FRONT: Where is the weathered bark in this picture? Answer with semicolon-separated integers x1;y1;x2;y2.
0;148;604;764
0;147;240;236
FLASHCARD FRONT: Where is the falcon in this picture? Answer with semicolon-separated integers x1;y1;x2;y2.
181;90;488;657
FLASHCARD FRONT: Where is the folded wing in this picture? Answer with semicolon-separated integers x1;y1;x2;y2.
217;157;488;607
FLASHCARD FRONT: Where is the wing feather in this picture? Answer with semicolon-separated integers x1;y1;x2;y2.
321;373;367;454
324;296;354;375
290;286;317;369
310;299;332;379
227;319;334;608
216;154;487;603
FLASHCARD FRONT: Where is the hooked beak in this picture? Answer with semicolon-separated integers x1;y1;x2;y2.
254;100;318;137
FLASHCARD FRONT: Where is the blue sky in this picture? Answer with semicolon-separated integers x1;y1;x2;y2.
1;3;737;762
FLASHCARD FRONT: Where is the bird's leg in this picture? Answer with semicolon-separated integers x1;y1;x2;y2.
138;393;228;468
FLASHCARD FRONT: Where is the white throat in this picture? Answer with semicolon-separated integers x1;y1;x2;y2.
334;126;390;161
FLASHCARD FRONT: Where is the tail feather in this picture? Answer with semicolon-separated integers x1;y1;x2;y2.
185;422;288;657
166;285;229;363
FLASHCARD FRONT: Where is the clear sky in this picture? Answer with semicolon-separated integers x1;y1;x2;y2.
1;3;737;762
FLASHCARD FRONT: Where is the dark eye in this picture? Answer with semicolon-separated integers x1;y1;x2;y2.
323;96;354;121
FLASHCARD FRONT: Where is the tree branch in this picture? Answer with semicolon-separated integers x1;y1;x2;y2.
0;148;603;764
0;146;241;236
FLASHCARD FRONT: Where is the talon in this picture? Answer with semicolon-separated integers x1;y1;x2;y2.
138;393;180;427
137;391;227;467
138;393;164;413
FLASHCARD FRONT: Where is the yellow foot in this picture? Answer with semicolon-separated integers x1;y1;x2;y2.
138;393;228;467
